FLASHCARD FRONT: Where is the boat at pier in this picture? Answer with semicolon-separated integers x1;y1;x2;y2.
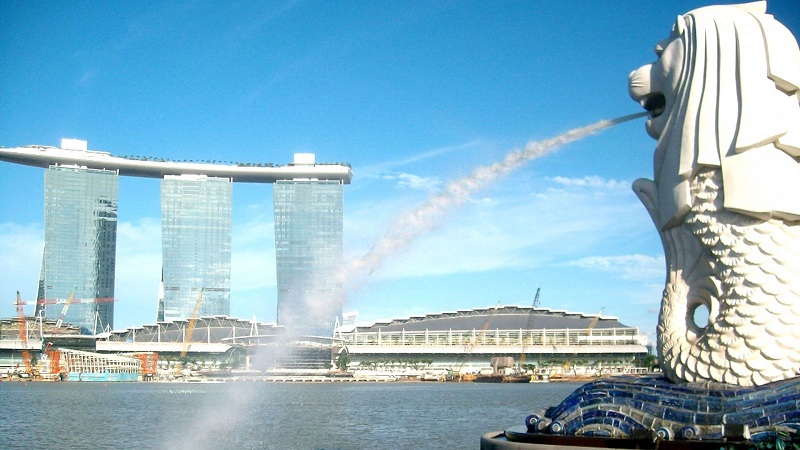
473;374;531;383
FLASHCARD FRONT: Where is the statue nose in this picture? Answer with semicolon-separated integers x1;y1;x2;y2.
628;65;652;102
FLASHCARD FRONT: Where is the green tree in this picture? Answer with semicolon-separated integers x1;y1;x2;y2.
642;354;658;370
336;353;350;371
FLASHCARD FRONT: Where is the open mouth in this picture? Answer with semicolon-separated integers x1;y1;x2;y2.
643;93;666;118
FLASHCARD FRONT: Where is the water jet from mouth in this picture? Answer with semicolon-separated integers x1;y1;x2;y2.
340;112;648;293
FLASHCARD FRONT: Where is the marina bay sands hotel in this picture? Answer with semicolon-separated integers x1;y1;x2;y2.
0;139;352;336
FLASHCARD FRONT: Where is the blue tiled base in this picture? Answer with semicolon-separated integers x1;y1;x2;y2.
523;375;800;442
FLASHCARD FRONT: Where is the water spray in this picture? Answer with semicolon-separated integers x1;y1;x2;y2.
171;112;647;449
340;112;647;290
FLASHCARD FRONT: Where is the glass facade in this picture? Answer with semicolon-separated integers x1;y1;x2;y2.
274;180;343;336
161;175;232;322
41;165;118;333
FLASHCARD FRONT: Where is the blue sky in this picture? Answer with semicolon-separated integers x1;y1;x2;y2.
2;1;799;341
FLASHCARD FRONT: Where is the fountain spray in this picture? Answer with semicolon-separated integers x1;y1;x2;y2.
340;112;647;290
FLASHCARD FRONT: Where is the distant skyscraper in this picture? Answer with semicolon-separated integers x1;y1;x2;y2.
40;165;118;332
274;155;344;336
160;174;232;322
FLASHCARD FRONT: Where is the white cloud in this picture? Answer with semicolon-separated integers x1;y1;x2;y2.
376;172;442;191
549;175;629;190
360;140;488;178
114;218;162;327
231;217;276;291
112;213;279;328
229;210;278;322
372;221;530;280
77;70;97;85
0;223;43;319
342;173;658;286
395;173;441;191
0;218;163;329
565;254;665;282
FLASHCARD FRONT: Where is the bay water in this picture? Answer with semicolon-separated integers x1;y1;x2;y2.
0;381;581;449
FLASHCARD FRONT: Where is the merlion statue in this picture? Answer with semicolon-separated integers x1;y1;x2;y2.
482;4;800;444
629;1;800;387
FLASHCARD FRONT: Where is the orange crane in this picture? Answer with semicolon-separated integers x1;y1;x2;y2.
176;289;204;375
15;291;33;376
181;289;204;358
133;353;158;380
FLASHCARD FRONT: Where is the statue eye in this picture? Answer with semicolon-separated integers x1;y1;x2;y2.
654;36;673;58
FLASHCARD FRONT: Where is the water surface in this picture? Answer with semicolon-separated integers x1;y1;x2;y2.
0;381;581;449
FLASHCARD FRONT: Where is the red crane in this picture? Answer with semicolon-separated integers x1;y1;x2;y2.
13;293;114;331
14;296;115;306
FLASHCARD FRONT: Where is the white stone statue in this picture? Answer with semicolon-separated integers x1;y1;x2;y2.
629;1;800;386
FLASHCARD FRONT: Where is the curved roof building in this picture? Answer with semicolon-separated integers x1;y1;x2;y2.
343;305;633;333
103;315;280;347
1;307;650;373
335;306;650;373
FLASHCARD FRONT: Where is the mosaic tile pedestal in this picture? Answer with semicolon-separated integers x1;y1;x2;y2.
481;375;800;449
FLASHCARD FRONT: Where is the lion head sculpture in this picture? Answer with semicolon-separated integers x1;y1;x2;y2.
630;1;800;230
629;2;800;386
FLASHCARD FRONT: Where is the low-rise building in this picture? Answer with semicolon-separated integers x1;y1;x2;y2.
335;306;650;376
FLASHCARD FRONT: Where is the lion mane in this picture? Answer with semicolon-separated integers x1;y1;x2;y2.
651;1;800;229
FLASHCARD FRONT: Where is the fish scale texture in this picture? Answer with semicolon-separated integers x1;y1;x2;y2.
658;168;800;387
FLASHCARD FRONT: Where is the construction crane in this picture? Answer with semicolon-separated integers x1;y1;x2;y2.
518;288;541;369
13;292;114;332
177;289;204;375
54;289;76;328
563;307;604;375
586;310;603;334
15;291;33;376
455;302;501;381
14;296;115;306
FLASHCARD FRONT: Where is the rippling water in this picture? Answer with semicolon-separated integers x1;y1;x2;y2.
0;381;581;449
